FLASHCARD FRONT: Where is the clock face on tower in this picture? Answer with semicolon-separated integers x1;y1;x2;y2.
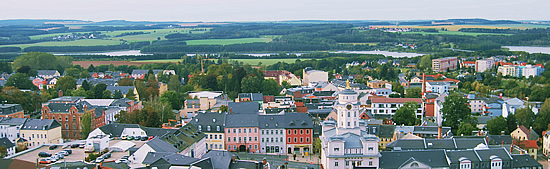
346;104;352;110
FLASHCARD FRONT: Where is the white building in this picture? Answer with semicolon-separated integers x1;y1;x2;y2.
544;131;550;157
498;65;517;77
320;83;381;169
0;118;26;142
475;59;495;72
259;114;286;154
426;82;450;94
0;137;15;157
368;98;424;118
303;67;328;86
85;135;110;152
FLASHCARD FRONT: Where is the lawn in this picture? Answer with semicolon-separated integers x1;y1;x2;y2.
400;31;512;36
0;39;122;48
29;28;210;42
185;38;272;45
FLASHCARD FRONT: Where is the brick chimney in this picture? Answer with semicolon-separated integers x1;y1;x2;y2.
230;108;233;114
58;90;63;97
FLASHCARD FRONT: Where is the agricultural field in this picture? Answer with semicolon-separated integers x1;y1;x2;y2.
400;31;512;36
185;38;272;45
0;39;122;48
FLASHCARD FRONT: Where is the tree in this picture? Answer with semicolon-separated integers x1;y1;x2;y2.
12;52;72;70
5;73;36;90
486;116;507;135
80;70;91;78
0;145;6;158
218;105;228;113
418;55;432;71
232;67;247;93
118;78;134;86
457;122;477;136
533;98;550;134
102;90;112;99
515;107;535;128
404;87;422;98
64;68;80;79
167;75;182;92
81;111;92;139
392;101;420;126
81;80;91;91
506;113;518;134
441;92;472;133
160;91;181;110
126;89;136;101
87;64;95;72
262;79;280;96
113;90;123;99
241;75;262;93
55;76;77;93
92;83;107;99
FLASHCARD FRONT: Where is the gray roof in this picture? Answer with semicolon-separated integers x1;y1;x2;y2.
98;123;143;137
225;114;259;128
0;137;14;148
144;127;178;137
0;117;26;126
147;137;179;153
229;160;261;169
202;150;237;169
49;96;84;103
477;116;495;124
151;153;201;166
511;154;542;168
142;152;174;165
454;138;487;149
227;102;259;114
380;150;449;169
341;133;364;149
37;70;59;76
284;113;313;129
386;139;426;150
0;104;23;115
21;119;61;130
46;101;93;113
427;81;449;85
132;69;162;75
106;86;135;95
238;93;263;101
487;135;513;145
258;114;285;129
364;125;395;138
339;89;357;95
474;148;512;161
413;126;451;135
387;138;487;150
188;112;226;133
446;150;482;164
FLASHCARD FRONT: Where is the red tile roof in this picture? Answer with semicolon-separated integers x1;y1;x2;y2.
514;140;538;149
462;61;475;64
370;97;422;103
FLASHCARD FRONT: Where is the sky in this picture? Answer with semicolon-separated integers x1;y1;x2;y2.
0;0;548;22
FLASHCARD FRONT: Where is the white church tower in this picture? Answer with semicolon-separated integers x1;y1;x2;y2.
336;80;360;129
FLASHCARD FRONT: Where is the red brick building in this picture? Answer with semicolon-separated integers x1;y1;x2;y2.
285;113;313;155
0;104;25;118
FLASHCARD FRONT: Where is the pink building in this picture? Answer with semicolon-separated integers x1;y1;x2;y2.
225;114;260;152
432;57;458;72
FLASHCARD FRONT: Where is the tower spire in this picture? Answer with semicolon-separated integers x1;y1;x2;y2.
346;79;350;89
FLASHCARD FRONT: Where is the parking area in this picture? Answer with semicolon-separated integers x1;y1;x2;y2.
15;139;147;165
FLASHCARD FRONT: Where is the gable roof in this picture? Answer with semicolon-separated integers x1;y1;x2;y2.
258;114;285;129
202;150;237;169
284;113;313;129
511;154;542;168
487;135;513;145
380;150;449;169
370;97;422;103
225;114;259;128
37;70;59;76
227;102;259;114
0;104;23;115
106;86;135;95
0;137;15;148
188;112;226;133
98;123;144;137
147;137;179;153
21;119;61;130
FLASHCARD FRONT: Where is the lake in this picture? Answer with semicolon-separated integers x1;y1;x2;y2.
502;46;550;54
53;50;151;56
332;50;426;58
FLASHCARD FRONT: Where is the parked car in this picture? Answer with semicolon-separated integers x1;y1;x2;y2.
57;151;68;156
128;136;134;140
49;145;58;150
140;136;148;141
63;149;72;154
116;159;128;164
95;157;104;163
47;157;57;163
103;152;111;159
148;136;154;140
79;143;85;148
71;144;79;148
62;144;69;149
39;159;51;164
38;152;52;157
121;135;127;140
56;154;64;159
121;156;129;160
135;136;141;140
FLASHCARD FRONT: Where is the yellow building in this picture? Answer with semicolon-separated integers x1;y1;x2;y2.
188;112;226;151
511;125;539;141
20;119;62;148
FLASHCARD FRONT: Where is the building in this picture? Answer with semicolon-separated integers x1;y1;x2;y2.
0;137;16;156
303;67;328;86
476;59;495;72
320;83;381;169
544;131;550;157
502;98;525;117
259;114;285;154
511;125;539;141
20;119;62;148
37;70;60;79
285;113;313;155
225;114;260;153
188;112;226;151
131;69;175;79
0;118;26;142
432;57;458;72
425;81;450;94
498;65;518;77
367;80;389;88
41;97;106;139
368;98;423;118
263;70;302;86
105;86;139;101
0;104;25;118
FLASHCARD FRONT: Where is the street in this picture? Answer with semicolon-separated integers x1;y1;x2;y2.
234;152;320;169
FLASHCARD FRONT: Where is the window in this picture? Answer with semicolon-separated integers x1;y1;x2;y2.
294;137;297;142
228;145;231;150
214;144;217;149
228;129;231;133
347;122;350;126
271;138;274;142
249;137;251;141
214;135;217;139
271;130;273;134
66;124;69;129
228;137;231;142
233;145;236;150
238;129;241;133
306;137;310;143
255;128;257;132
275;130;278;134
207;126;211;131
65;117;68;121
346;161;349;166
288;138;291;142
369;161;373;166
354;112;357;117
239;137;241;142
255;145;257;149
209;134;212;139
288;130;291;134
262;130;265;135
306;129;310;134
294;130;297;134
300;137;303;142
335;162;338;166
347;112;350;117
244;128;246;133
216;126;220;131
233;137;236;142
262;138;265;142
249;129;252;133
233;129;236;133
249;145;252;149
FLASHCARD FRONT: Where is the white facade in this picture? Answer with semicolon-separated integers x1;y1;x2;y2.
303;68;328;85
104;107;122;124
522;65;539;78
85;135;110;152
476;59;495;72
368;98;424;118
372;88;391;97
121;128;147;138
544;131;550;156
426;82;450;94
260;129;286;154
498;65;517;77
0;123;23;142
